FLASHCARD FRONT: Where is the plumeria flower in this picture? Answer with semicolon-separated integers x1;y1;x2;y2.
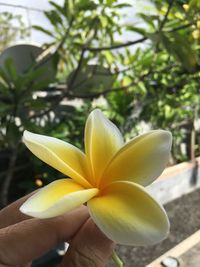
20;109;172;246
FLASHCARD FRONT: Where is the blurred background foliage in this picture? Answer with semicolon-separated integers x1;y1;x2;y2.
0;12;30;52
0;0;199;207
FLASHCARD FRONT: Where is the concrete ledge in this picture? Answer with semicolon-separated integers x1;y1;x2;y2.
146;229;200;267
147;157;200;204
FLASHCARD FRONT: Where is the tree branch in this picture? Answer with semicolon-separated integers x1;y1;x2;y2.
86;37;147;52
86;17;195;53
67;48;86;89
66;86;128;99
65;71;151;99
168;21;196;33
159;0;175;31
35;17;75;67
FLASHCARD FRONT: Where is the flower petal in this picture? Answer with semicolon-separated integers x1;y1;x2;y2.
20;179;98;218
23;131;91;188
85;109;123;185
101;130;172;187
88;181;169;246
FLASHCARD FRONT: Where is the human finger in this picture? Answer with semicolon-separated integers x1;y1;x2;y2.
0;205;89;266
60;218;115;267
0;191;37;228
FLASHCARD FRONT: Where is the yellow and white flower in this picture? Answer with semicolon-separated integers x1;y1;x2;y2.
20;109;172;246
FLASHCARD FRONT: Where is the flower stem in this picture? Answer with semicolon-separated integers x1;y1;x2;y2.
112;250;124;267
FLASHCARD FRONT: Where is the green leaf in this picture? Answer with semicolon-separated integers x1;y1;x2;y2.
44;10;63;26
137;81;147;95
0;80;12;98
49;1;66;16
0;103;12;114
102;51;115;65
76;0;97;11
21;67;47;87
67;0;75;17
0;68;10;84
99;16;108;28
113;3;132;8
161;33;197;72
137;13;157;30
4;58;17;81
122;76;132;86
27;98;48;110
126;25;147;36
33;25;54;37
189;0;200;10
31;79;51;91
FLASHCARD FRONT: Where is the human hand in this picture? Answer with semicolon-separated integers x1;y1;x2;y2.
0;193;115;267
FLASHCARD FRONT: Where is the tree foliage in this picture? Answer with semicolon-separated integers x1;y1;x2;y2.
0;12;30;52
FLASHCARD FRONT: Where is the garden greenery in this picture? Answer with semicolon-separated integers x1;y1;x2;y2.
0;0;199;206
0;12;30;52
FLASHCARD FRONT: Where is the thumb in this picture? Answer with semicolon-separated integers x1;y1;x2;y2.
60;218;115;267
